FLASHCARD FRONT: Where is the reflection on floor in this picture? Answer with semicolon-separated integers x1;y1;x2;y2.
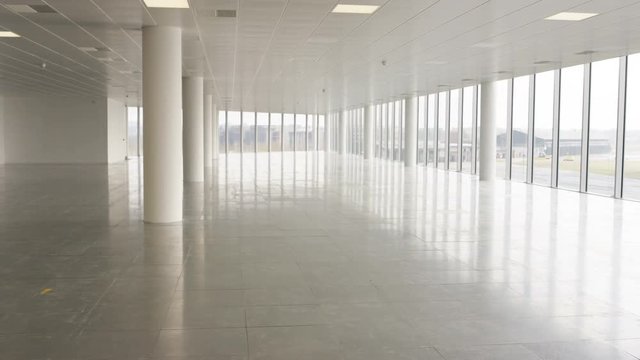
1;152;640;359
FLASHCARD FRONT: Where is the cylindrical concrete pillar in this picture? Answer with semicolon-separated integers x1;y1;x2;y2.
364;105;374;159
338;111;347;155
204;93;212;167
212;103;219;160
143;26;183;223
404;97;418;167
183;76;204;182
479;81;497;181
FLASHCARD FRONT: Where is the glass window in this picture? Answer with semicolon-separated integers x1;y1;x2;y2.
308;114;316;151
512;76;530;182
558;65;584;190
533;71;555;185
462;86;474;173
256;112;269;152
283;113;295;151
218;110;227;154
318;115;325;151
418;96;426;164
625;54;640;200
139;107;144;156
427;94;436;165
495;80;509;178
588;58;619;196
227;111;241;152
375;105;381;158
437;92;447;167
270;113;282;152
127;106;139;157
295;114;306;151
243;111;255;152
383;103;389;159
449;89;461;169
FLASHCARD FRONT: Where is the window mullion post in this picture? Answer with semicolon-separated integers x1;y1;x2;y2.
471;86;479;174
615;56;628;198
457;90;464;172
580;64;592;193
551;69;562;188
506;79;514;180
526;75;536;184
434;93;440;168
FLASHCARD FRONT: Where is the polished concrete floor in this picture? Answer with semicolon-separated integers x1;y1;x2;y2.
2;152;640;359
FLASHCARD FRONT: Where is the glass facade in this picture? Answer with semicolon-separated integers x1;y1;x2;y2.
558;65;584;190
533;70;555;186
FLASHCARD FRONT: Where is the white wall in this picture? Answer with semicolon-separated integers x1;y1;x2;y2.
107;98;127;163
3;96;108;163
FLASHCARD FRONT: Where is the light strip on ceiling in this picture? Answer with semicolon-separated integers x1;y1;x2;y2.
0;31;20;37
332;4;379;14
545;12;598;21
143;0;189;8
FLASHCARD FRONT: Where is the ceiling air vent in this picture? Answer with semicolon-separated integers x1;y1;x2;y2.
215;9;237;18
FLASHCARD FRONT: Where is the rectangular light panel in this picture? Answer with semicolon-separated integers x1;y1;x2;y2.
0;31;20;38
332;4;379;14
143;0;189;8
545;12;598;21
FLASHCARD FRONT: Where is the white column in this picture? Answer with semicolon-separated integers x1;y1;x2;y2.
338;111;347;155
364;105;374;159
404;96;418;167
143;26;183;223
479;81;497;181
204;93;212;167
183;76;204;182
212;102;219;160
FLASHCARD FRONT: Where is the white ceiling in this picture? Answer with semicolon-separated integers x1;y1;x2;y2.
1;0;640;113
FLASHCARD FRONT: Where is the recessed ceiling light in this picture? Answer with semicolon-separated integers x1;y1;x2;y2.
215;9;236;18
332;4;379;14
0;31;20;38
6;5;36;13
545;12;598;21
576;50;597;55
143;0;189;9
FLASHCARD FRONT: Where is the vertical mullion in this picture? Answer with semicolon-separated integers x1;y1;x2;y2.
305;113;309;152
137;106;141;157
551;69;562;188
457;90;464;172
391;102;396;161
240;110;244;154
444;91;451;171
434;93;440;168
293;112;297;153
526;75;536;184
268;112;271;153
506;79;514;180
280;113;284;152
254;112;258;153
615;56;628;198
580;64;592;193
471;86;478;175
224;109;228;154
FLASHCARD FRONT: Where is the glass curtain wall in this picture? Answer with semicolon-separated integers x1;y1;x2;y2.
462;86;474;173
495;80;509;178
418;96;426;163
256;112;269;152
427;94;436;165
295;114;306;151
558;65;584;190
512;76;530;182
242;111;255;152
318;115;325;151
449;89;460;169
437;92;447;167
270;113;282;151
625;55;640;200
533;71;555;185
218;110;227;154
227;111;241;152
283;114;295;151
127;106;140;157
588;58;619;196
